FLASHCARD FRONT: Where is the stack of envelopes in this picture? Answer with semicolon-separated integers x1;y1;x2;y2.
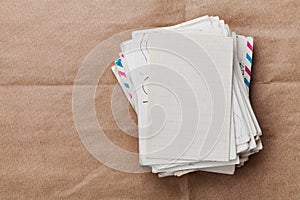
111;16;263;177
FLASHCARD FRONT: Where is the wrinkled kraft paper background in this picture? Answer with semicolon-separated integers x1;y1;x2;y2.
1;0;299;199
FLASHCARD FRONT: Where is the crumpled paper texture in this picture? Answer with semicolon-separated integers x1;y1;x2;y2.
0;0;299;199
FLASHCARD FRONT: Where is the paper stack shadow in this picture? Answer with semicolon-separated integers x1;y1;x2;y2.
111;15;262;177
